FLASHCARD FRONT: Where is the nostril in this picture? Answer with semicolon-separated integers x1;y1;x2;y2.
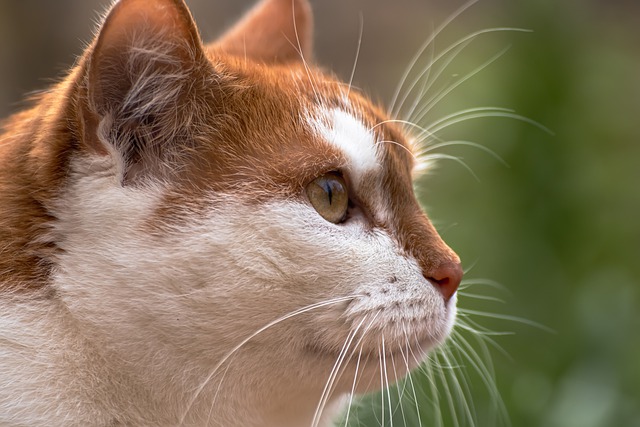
426;262;463;303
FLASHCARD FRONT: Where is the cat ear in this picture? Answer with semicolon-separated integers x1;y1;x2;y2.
211;0;314;63
81;0;209;181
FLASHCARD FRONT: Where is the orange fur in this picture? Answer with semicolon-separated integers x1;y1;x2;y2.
0;1;462;424
0;0;460;295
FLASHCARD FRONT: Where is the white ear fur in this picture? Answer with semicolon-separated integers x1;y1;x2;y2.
83;0;209;182
88;0;203;114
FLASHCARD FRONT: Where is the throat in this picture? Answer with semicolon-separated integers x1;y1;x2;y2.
259;393;347;427
174;355;349;427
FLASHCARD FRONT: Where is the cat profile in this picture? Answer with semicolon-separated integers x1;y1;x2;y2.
0;0;462;426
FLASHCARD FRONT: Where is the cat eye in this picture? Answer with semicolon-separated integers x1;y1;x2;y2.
306;173;349;224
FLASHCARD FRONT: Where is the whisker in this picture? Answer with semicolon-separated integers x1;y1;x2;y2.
312;316;368;427
178;295;358;425
440;343;477;427
423;354;444;427
419;153;481;181
286;0;322;106
371;118;431;134
400;328;424;427
457;291;505;303
414;107;516;137
424;110;554;137
419;106;511;132
389;0;481;115
462;260;479;275
376;139;418;159
312;330;355;427
455;318;514;361
403;40;472;124
389;350;408;427
381;336;394;427
448;330;509;425
395;27;531;119
402;19;436;127
411;45;513;124
374;121;482;179
315;311;385;427
414;139;507;167
378;343;385;426
457;308;555;332
459;277;507;292
346;12;364;100
434;350;461;427
342;345;364;427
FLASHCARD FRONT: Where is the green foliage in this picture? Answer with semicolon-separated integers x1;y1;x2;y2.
341;0;640;426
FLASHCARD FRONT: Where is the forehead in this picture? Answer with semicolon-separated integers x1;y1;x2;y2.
281;65;416;176
303;75;416;194
174;57;415;201
307;107;380;184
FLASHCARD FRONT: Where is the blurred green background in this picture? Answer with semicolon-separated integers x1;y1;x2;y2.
1;0;638;426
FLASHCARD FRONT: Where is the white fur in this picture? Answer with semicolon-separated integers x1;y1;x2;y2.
0;145;456;426
0;0;462;424
307;107;380;185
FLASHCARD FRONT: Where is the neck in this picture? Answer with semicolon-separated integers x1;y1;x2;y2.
172;353;346;427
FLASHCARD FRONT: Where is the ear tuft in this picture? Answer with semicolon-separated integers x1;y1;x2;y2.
81;0;209;182
88;0;203;117
212;0;314;64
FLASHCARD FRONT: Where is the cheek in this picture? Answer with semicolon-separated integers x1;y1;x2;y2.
167;199;453;356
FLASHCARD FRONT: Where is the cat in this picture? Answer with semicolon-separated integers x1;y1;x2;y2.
0;0;463;426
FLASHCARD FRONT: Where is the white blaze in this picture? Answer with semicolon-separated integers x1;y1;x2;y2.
308;107;380;184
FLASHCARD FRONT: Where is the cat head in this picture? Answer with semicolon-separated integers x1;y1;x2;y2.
21;0;463;417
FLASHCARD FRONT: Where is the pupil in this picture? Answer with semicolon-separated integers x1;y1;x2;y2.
326;181;333;205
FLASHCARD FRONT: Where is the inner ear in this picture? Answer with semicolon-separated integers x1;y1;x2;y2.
80;0;210;183
209;0;314;64
88;0;203;117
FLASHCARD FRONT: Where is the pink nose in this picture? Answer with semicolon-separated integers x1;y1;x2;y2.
426;262;463;302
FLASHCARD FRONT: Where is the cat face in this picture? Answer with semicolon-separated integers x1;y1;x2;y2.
4;0;462;423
